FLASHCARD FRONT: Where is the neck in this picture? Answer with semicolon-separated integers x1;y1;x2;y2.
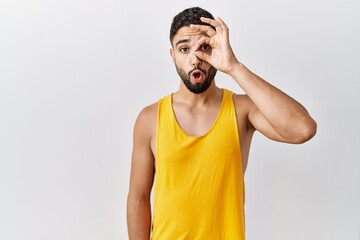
174;80;222;107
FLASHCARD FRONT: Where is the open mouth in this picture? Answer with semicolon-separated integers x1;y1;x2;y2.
191;70;204;83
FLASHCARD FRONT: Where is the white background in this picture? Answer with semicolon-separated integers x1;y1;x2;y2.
1;0;359;239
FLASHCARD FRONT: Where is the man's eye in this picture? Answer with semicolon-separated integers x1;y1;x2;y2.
201;44;211;51
179;47;188;53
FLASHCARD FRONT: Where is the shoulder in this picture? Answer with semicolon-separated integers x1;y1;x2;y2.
133;102;158;140
135;102;158;129
231;93;254;112
137;102;158;121
231;93;256;130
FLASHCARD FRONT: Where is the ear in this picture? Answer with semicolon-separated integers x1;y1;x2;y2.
170;48;175;64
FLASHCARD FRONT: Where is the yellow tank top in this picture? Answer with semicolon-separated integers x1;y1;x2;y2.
152;89;245;240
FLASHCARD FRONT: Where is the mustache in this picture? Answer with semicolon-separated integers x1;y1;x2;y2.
188;67;206;77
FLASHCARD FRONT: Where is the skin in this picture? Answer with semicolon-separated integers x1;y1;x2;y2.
127;17;317;239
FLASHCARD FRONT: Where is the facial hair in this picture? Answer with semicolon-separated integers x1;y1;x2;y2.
175;64;217;94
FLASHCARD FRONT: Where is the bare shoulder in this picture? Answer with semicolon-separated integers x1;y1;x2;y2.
134;102;158;139
231;93;255;114
137;102;158;123
231;93;256;130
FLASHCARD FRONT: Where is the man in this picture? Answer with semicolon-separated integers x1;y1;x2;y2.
127;7;317;240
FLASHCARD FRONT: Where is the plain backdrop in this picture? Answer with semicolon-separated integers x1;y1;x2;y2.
0;0;359;239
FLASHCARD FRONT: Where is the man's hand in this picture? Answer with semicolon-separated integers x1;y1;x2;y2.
190;17;239;74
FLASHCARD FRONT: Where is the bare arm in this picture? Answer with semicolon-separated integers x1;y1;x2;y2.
127;105;157;239
191;17;317;143
230;63;317;143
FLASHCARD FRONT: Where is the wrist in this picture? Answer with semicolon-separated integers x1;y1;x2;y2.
227;61;245;78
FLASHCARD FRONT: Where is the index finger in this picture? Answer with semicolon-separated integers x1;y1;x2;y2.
193;35;211;51
200;17;228;32
189;24;216;37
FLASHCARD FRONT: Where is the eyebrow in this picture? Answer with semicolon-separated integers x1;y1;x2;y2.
175;39;189;47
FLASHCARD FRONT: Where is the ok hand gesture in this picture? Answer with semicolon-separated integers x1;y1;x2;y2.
190;17;239;75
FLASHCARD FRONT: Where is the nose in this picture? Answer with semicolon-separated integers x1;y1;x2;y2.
191;53;202;68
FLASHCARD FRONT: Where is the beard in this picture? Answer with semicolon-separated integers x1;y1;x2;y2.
175;64;217;94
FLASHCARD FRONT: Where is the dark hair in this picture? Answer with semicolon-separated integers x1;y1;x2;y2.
170;7;215;45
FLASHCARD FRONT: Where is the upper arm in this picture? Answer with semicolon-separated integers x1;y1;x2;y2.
236;94;287;143
128;104;157;199
248;106;288;142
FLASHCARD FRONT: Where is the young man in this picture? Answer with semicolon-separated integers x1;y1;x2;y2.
127;7;317;240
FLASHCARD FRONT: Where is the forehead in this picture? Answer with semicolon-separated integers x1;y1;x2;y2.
172;26;207;46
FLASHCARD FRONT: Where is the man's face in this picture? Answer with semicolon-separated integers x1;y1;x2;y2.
171;26;217;94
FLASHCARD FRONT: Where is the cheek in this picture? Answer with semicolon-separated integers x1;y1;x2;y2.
174;56;188;69
174;54;186;63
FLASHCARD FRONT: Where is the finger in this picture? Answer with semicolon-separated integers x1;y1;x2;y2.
189;24;216;37
200;17;222;32
216;17;229;32
193;49;211;64
193;35;211;51
193;36;212;63
200;17;220;27
201;17;229;32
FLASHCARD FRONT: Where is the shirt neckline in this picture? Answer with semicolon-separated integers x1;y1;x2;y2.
170;88;226;138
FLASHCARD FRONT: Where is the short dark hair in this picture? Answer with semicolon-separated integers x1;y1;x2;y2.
170;7;215;45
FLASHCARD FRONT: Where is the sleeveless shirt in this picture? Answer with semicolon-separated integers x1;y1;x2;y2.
151;89;245;240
